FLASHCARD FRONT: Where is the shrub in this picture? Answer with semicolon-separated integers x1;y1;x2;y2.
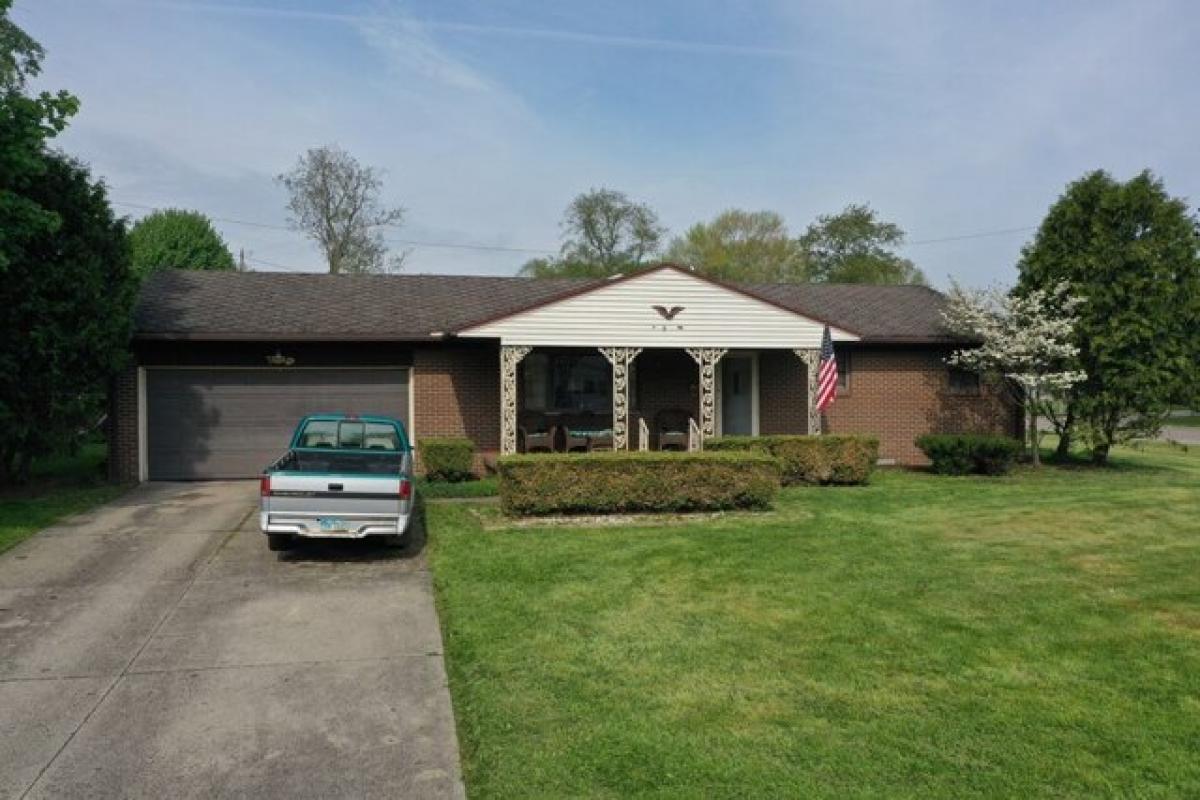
915;434;1022;476
498;451;780;516
421;437;475;482
706;435;879;485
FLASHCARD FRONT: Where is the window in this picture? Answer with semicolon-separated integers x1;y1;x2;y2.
835;349;851;392
948;367;981;395
299;420;337;447
297;419;400;450
523;352;612;412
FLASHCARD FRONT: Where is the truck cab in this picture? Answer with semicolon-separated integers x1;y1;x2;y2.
260;414;415;552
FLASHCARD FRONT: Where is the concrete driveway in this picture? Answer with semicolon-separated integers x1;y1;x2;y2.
0;482;464;800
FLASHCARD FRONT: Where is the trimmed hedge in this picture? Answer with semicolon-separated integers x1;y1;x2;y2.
421;437;476;482
706;435;879;485
497;451;780;516
915;434;1022;476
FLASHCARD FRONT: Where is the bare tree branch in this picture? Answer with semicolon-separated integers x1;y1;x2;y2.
277;145;405;274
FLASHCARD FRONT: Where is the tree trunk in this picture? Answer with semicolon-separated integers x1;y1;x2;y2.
1027;402;1041;467
1091;442;1110;465
1055;406;1075;458
14;449;34;485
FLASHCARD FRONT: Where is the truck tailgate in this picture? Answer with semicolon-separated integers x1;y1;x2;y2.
263;474;407;538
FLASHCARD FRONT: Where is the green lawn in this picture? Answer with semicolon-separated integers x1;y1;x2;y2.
1166;414;1200;428
428;444;1200;798
0;443;128;554
417;475;499;499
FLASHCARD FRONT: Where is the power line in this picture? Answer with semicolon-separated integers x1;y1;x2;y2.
111;200;559;255
113;198;1037;262
245;255;317;272
905;226;1035;246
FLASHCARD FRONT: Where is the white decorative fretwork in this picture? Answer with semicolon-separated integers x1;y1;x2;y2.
686;348;728;440
793;348;822;435
599;347;642;450
500;345;533;455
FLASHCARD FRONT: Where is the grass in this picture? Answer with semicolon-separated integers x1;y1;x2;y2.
416;475;498;499
428;444;1200;798
1166;414;1200;428
0;443;128;555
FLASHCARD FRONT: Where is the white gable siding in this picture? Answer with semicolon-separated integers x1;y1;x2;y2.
458;268;859;347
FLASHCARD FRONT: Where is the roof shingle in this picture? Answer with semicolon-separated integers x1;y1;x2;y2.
134;268;958;344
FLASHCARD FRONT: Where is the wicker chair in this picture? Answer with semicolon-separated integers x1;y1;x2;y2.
518;414;557;453
656;408;691;451
562;412;591;452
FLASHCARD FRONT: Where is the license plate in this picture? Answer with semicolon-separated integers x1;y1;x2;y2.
318;517;349;533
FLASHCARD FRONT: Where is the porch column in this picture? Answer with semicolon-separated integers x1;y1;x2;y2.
599;347;642;450
793;348;822;435
686;348;728;440
500;345;532;455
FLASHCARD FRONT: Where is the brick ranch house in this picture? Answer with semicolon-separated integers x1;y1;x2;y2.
109;263;1019;482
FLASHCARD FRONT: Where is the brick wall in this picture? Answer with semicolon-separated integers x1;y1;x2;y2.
108;365;139;483
824;346;1020;464
759;349;809;435
412;342;500;473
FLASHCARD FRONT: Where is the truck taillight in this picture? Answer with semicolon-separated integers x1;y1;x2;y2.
260;474;271;497
399;478;412;500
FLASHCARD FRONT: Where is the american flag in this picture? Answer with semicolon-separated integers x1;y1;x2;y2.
816;325;838;412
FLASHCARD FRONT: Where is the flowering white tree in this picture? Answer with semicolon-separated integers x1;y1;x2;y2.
941;282;1086;466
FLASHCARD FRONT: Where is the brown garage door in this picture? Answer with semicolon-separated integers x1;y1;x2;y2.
146;368;410;480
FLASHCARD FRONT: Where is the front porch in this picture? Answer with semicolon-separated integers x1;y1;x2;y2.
454;264;859;456
499;345;825;454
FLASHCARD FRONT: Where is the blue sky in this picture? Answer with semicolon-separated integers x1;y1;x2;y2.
17;0;1200;287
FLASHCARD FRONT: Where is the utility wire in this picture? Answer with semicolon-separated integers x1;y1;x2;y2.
111;200;559;254
905;226;1036;246
113;198;1036;261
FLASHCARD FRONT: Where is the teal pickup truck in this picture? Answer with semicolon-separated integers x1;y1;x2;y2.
259;414;415;552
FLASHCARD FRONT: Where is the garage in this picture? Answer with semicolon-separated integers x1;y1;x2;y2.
145;368;411;480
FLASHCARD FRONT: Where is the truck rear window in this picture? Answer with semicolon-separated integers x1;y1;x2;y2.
298;420;401;451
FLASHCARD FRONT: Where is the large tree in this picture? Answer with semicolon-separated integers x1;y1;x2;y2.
665;209;808;283
0;0;78;274
0;152;135;483
799;204;928;285
129;208;235;277
1017;170;1200;464
520;188;665;278
277;145;406;274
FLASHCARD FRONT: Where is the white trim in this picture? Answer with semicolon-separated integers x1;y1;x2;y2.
407;365;417;446
139;365;409;370
136;367;148;483
458;267;859;348
716;352;759;437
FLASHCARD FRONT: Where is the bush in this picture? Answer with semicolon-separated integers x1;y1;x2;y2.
421;437;476;482
498;451;780;516
706;435;879;485
915;434;1022;476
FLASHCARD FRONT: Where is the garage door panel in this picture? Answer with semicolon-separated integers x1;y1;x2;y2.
146;369;410;480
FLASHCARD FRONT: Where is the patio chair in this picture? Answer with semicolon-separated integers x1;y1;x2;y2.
519;414;557;453
562;411;612;452
656;408;691;451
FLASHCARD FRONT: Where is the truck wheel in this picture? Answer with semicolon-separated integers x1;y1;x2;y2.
382;532;409;550
267;533;294;552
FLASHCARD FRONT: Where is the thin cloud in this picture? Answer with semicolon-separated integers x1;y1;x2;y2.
105;0;881;66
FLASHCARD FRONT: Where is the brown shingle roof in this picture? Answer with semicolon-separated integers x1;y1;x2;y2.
134;268;958;344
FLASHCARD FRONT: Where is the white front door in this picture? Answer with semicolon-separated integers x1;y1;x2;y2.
720;355;757;436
